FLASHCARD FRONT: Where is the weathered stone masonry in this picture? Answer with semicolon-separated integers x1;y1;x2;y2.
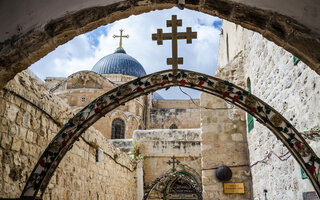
1;0;320;90
0;70;137;199
218;21;320;200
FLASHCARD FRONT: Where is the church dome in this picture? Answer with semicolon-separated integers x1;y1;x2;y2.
91;48;146;77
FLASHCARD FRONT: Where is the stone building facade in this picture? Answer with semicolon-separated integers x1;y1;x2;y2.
0;70;137;199
46;70;148;139
45;47;201;140
217;20;320;200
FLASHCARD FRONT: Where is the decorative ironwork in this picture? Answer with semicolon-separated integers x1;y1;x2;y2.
167;156;180;172
21;69;320;198
143;170;202;200
152;15;197;75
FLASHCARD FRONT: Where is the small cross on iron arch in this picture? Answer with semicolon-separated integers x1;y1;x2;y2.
167;155;180;172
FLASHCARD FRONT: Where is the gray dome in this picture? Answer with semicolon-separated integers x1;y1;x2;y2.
91;48;146;77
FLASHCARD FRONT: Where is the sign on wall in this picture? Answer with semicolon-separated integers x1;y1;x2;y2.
223;183;245;194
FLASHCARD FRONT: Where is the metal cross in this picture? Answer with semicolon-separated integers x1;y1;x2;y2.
167;156;180;172
113;29;129;49
152;15;197;74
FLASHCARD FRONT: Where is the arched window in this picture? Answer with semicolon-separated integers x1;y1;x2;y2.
111;118;125;139
169;124;178;129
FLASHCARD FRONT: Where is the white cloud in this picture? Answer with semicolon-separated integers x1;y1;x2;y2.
29;7;222;99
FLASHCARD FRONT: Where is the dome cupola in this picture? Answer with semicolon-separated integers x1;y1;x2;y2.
91;29;146;77
91;48;146;77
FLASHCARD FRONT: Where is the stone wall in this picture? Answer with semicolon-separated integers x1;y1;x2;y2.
148;100;200;129
0;70;137;199
200;93;252;200
218;21;320;200
47;72;147;139
133;129;202;186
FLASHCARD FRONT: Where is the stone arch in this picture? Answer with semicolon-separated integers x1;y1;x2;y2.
21;69;320;198
143;166;202;200
1;2;320;89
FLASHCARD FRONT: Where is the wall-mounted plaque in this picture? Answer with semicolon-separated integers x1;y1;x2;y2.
223;183;245;194
303;192;319;200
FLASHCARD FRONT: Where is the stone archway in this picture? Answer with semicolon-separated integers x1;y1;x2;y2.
1;1;320;89
143;169;202;200
21;69;320;199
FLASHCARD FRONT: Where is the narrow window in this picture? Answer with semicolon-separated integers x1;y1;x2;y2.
169;124;178;129
247;78;254;132
111;118;125;139
81;96;86;102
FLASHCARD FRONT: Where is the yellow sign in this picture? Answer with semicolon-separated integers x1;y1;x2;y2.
223;183;245;194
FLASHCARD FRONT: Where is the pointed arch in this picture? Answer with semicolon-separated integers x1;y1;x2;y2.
21;69;320;198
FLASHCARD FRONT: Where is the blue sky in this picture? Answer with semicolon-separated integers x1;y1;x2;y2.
29;7;222;99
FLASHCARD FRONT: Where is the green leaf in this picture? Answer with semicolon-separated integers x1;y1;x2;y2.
162;75;169;80
242;91;249;96
144;81;151;86
286;139;294;148
288;133;295;139
277;127;283;132
175;73;181;78
262;117;269;123
227;86;234;92
110;94;115;100
310;156;316;163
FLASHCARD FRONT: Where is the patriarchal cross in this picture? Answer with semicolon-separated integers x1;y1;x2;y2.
113;29;129;49
167;156;180;172
152;15;197;74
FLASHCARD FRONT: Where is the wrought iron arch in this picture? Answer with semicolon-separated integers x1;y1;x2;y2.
143;171;202;200
111;118;125;139
21;69;320;198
